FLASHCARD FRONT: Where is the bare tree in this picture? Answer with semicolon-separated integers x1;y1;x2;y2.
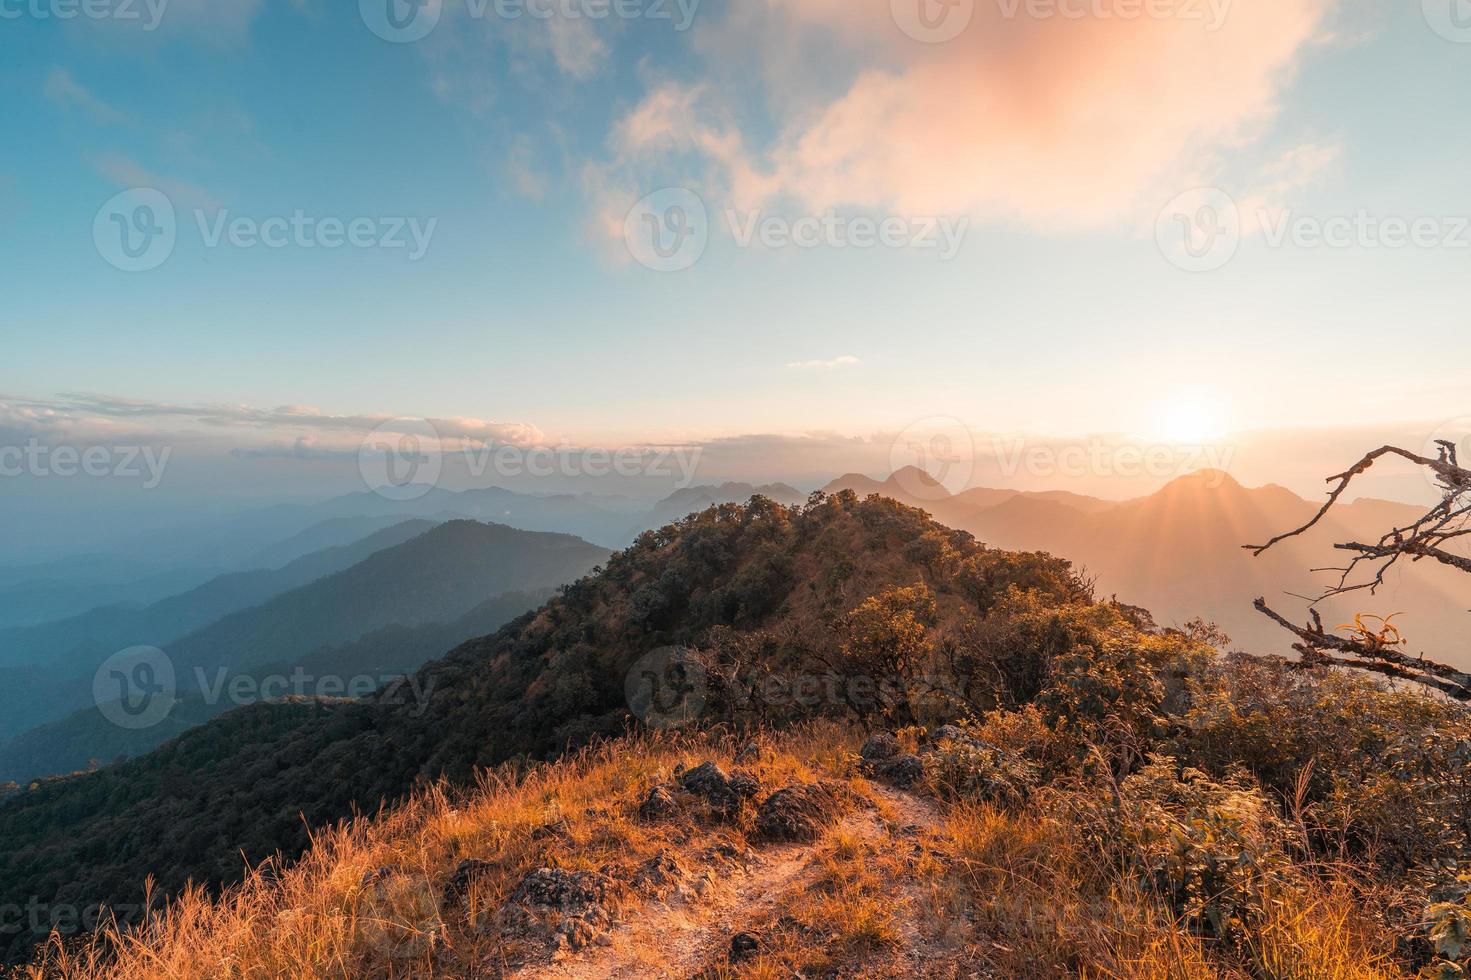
1245;440;1471;702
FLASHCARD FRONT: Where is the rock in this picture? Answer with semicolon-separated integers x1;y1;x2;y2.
860;732;901;764
442;858;498;906
508;868;617;919
680;761;735;806
638;783;681;821
730;931;763;961
926;724;983;751
727;769;762;801
754;783;841;843
734;742;762;765
531;818;572;841
875;753;925;789
630;850;686;897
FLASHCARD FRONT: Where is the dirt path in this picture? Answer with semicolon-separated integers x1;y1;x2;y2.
510;784;943;980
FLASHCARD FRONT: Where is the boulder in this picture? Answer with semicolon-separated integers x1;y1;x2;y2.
755;783;841;843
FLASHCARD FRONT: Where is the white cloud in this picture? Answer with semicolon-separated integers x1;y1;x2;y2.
44;68;125;124
786;356;861;370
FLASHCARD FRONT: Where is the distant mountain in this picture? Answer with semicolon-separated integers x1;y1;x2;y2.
826;467;1461;659
0;589;555;786
235;514;433;572
629;482;807;541
0;522;605;779
0;556;220;631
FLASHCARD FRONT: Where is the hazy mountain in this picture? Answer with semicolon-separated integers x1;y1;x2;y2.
629;482;807;541
827;468;1463;661
0;589;556;786
0;556;220;631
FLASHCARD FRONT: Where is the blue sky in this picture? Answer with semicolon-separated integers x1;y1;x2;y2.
3;0;1471;535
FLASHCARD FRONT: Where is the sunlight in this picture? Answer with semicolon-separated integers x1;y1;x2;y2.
1152;395;1230;445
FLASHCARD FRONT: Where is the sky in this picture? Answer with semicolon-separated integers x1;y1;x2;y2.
3;0;1471;551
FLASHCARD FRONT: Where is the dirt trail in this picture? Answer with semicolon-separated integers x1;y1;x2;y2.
510;784;942;980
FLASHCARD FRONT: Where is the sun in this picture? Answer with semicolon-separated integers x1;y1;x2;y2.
1153;395;1229;444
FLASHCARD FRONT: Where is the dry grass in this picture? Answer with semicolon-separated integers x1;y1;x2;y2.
21;723;1416;980
26;725;861;980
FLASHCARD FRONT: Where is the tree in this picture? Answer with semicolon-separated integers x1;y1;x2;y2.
1246;441;1471;701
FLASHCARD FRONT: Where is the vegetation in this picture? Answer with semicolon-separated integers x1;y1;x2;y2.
2;492;1468;977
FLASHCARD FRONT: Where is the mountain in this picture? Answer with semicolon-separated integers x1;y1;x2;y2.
0;555;220;631
0;493;1091;964
0;520;437;673
0;523;608;782
629;482;807;541
835;468;1463;660
0;589;555;786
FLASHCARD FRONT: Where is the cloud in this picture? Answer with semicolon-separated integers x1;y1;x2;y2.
44;68;125;124
591;0;1336;234
786;355;861;370
95;153;220;210
0;393;547;452
506;135;549;200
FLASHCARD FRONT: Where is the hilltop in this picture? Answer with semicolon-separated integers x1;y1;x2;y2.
4;493;1470;977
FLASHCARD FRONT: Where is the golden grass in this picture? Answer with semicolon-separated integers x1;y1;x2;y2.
27;725;861;980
